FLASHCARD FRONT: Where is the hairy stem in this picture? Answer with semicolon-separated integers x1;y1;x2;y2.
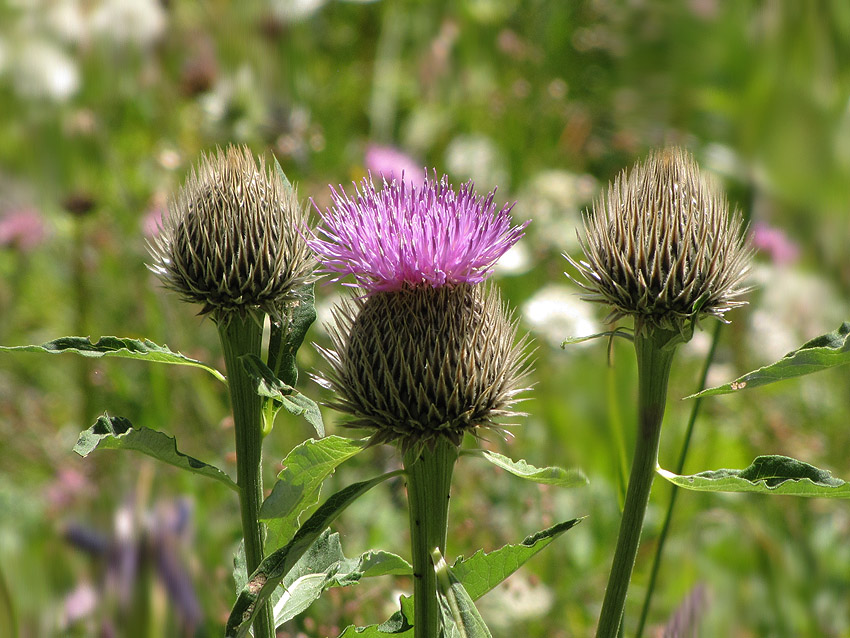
596;329;676;638
635;321;721;638
218;316;274;638
403;439;459;638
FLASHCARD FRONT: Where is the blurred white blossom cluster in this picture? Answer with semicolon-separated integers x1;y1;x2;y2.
0;0;167;101
515;169;597;253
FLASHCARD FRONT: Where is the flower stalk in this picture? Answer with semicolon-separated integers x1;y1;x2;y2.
403;439;459;638
218;315;274;638
635;320;722;638
596;327;675;638
565;149;753;637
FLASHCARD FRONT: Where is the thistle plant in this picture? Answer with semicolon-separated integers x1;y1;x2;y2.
308;172;531;638
566;147;752;637
148;145;314;638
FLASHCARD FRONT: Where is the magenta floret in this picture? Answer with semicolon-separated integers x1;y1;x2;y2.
308;172;527;292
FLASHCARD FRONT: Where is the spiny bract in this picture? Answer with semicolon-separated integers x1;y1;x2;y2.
566;147;752;336
147;145;313;324
317;284;532;454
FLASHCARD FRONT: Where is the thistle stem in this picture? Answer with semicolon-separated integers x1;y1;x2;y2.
403;439;459;638
218;316;274;638
635;321;721;638
596;329;676;638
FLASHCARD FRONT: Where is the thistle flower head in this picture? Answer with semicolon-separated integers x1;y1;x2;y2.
318;283;531;454
307;172;527;293
147;145;313;324
566;147;752;339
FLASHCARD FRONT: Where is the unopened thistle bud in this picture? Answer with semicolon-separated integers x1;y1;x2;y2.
566;147;752;340
147;145;313;324
308;172;531;452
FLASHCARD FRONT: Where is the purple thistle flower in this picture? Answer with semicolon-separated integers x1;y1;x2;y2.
308;172;527;292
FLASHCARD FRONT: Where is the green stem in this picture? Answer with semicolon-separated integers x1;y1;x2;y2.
635;321;721;638
403;439;459;638
218;316;274;638
596;329;676;638
0;558;17;638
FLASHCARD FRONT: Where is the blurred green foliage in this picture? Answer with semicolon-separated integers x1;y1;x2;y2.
1;0;849;636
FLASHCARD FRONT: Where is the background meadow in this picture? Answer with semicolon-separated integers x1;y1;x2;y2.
1;1;849;636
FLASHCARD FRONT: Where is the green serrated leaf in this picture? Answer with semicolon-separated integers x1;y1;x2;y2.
226;470;403;638
74;415;237;491
451;518;582;600
241;353;324;437
271;530;410;627
268;283;317;386
658;455;850;498
0;336;226;382
434;548;492;638
689;321;850;398
335;519;582;637
260;436;368;551
337;596;415;637
464;450;588;487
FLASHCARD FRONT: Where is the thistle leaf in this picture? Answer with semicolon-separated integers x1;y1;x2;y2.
336;519;582;637
657;455;850;498
260;436;368;551
268;283;317;385
688;321;850;398
226;470;404;638
464;449;588;487
0;336;225;382
241;353;324;437
271;530;410;627
433;549;492;638
74;415;237;491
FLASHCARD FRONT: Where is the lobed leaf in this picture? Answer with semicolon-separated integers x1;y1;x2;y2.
337;597;415;637
260;436;368;551
657;455;850;498
689;321;850;398
0;336;225;382
268;282;317;386
434;548;492;638
450;518;582;600
241;353;325;437
464;449;588;487
336;518;582;637
272;530;410;627
74;415;237;491
226;470;404;638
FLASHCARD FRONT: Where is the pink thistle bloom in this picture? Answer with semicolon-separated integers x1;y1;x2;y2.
308;172;527;292
0;208;47;252
750;221;799;265
364;144;425;185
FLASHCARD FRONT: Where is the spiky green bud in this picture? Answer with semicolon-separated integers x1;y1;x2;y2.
566;147;752;340
318;284;531;454
147;145;313;324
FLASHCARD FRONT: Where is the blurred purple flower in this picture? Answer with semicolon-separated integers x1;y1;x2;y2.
0;208;46;252
308;172;527;292
750;220;799;265
62;498;201;634
364;144;425;185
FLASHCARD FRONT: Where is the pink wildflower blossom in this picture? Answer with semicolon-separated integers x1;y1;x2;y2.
0;208;46;252
308;172;527;292
364;144;425;185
